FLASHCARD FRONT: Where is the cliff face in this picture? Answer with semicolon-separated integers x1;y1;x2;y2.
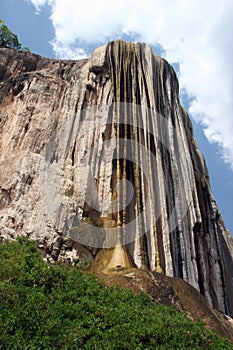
0;41;232;317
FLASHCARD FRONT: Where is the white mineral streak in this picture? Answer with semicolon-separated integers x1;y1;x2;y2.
0;41;232;316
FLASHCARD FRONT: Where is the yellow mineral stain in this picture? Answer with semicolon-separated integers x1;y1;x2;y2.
105;245;132;271
92;245;134;273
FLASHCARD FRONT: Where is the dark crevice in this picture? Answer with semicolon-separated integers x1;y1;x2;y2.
71;141;76;166
193;223;205;296
13;82;24;96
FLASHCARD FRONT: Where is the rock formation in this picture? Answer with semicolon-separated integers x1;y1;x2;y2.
0;41;232;317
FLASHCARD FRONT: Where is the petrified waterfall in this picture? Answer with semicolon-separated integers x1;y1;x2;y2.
0;41;232;317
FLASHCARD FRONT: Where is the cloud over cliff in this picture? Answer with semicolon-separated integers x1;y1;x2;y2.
27;0;233;169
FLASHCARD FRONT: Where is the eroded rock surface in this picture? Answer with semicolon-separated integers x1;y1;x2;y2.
0;41;232;316
97;267;233;341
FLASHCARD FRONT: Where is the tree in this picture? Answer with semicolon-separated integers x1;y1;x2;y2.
0;19;29;51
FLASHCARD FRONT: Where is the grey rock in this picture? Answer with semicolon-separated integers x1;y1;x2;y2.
0;41;232;317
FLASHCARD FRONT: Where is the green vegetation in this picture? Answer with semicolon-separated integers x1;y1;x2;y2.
0;19;30;51
0;238;232;349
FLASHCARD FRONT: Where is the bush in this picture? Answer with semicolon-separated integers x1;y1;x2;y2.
0;238;232;349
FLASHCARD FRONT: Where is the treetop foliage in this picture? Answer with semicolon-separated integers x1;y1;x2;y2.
0;19;30;52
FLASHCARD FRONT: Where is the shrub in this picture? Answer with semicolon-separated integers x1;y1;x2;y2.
0;238;232;349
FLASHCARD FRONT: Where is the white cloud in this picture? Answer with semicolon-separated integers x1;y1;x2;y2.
25;0;51;14
27;0;233;169
51;39;88;60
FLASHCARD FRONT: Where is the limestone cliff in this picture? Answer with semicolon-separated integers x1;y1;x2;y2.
0;41;232;317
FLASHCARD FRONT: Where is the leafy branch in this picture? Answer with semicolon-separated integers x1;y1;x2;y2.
0;19;30;52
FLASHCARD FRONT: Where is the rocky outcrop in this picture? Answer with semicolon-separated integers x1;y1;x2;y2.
0;41;233;317
97;268;233;341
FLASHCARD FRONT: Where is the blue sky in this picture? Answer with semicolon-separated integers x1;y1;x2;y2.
1;0;233;234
